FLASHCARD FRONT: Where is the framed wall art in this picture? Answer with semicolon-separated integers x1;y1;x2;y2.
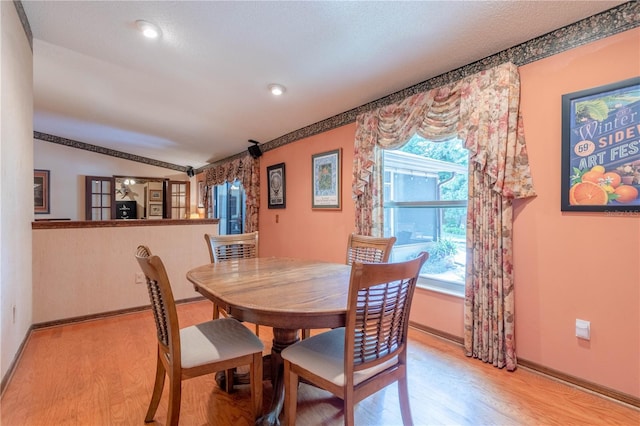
267;163;286;209
561;77;640;212
149;203;163;217
311;148;341;210
116;201;137;219
34;169;50;214
149;189;163;202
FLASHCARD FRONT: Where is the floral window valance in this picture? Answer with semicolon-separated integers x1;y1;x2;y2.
352;62;536;371
204;154;260;232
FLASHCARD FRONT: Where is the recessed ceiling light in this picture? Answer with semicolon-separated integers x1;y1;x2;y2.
268;84;286;96
135;20;162;39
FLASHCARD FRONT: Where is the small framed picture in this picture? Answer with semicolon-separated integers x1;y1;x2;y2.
312;149;341;210
267;163;286;209
34;169;50;214
149;203;163;217
561;77;640;212
149;189;162;202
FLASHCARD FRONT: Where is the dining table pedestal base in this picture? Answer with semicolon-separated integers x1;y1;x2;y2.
255;328;299;425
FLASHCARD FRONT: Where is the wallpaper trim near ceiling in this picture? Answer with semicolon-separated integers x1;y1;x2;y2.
255;1;639;161
34;131;187;173
13;0;33;51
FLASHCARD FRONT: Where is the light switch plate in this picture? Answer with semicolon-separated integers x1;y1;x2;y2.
576;319;590;340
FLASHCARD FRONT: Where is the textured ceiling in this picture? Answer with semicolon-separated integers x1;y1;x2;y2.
22;1;625;169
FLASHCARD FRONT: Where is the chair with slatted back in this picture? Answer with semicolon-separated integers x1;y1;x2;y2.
346;233;397;265
300;233;397;340
204;232;259;264
203;232;260;336
135;245;263;426
282;252;429;426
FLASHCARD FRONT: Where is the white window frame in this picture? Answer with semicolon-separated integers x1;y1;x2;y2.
383;149;467;298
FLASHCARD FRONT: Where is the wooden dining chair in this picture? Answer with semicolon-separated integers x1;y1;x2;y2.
203;232;260;335
301;233;397;340
282;252;429;426
345;233;397;265
204;231;259;263
135;245;263;426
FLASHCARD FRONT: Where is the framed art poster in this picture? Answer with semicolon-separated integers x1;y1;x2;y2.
149;189;163;202
149;203;163;217
312;148;341;210
34;169;50;214
267;163;286;209
116;201;137;219
561;77;640;212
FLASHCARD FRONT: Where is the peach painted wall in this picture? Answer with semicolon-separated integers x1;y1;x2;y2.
514;28;639;397
258;28;639;398
259;124;356;264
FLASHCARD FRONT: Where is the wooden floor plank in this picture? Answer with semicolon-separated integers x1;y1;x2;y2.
1;300;638;425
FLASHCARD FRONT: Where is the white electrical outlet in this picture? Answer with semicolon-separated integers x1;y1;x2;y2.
135;272;145;285
576;319;590;340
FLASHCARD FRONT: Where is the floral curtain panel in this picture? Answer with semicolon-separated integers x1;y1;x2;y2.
352;62;536;371
204;154;260;233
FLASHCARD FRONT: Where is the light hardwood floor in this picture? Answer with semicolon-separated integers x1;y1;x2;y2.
1;300;638;425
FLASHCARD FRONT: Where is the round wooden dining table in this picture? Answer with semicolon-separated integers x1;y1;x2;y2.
186;256;352;426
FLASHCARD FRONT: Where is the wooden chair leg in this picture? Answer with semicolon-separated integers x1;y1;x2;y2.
283;361;298;426
398;375;413;426
166;374;182;426
212;303;220;320
250;352;264;419
145;351;166;423
225;368;235;393
344;391;355;426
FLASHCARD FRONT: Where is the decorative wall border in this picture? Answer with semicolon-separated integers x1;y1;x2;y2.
251;1;639;162
13;1;32;51
34;131;187;173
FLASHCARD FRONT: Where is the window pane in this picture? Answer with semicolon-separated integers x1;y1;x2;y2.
383;135;468;293
213;180;246;234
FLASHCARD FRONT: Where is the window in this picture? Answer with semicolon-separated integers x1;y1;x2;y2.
85;176;115;220
212;180;246;235
169;181;189;219
383;135;468;296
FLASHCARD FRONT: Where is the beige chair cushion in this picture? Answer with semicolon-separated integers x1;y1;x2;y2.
281;328;397;387
180;318;264;369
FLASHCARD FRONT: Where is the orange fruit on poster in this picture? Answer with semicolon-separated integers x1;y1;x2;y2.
613;185;639;203
603;172;622;188
581;170;604;184
569;181;608;205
